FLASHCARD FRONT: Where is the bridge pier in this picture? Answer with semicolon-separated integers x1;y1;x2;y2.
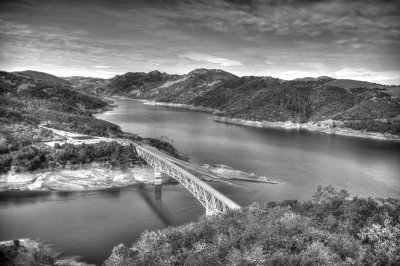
155;183;162;201
154;170;162;185
154;170;162;202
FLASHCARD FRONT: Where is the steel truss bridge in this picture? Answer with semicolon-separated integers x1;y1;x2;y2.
135;145;241;215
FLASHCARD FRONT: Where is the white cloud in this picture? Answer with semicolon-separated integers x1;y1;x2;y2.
331;68;400;85
274;70;325;80
92;65;112;69
95;70;120;76
179;52;242;67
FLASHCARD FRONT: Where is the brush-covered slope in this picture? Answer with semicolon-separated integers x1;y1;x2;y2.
13;70;72;86
134;69;237;103
0;71;120;136
64;76;110;95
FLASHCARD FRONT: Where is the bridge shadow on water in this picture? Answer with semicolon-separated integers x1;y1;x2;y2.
137;183;178;226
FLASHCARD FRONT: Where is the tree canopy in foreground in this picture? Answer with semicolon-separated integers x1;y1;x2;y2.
105;185;400;266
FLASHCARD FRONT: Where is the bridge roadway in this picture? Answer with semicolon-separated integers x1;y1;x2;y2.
134;144;241;215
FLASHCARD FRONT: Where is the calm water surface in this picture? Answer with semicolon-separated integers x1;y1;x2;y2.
1;98;399;265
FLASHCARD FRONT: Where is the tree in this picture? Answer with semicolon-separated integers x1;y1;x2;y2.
360;215;400;265
312;185;349;204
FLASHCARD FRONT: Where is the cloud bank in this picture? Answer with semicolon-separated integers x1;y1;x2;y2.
0;0;399;84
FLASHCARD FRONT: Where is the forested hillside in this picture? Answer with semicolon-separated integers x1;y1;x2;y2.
68;68;400;136
0;71;119;136
0;71;182;174
105;185;400;266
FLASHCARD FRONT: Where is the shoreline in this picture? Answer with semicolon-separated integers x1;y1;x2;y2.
88;105;115;114
213;116;400;141
130;98;217;113
0;239;93;266
108;97;400;142
0;163;157;192
141;99;217;112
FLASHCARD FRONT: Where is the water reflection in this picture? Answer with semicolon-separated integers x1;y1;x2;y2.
0;189;124;207
137;183;177;226
0;190;53;206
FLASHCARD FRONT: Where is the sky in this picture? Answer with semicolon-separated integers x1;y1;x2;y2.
0;0;399;84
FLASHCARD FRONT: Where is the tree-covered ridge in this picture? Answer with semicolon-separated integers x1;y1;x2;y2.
105;186;400;266
68;68;400;136
0;71;121;136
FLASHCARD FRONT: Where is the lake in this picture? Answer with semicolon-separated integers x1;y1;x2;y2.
1;98;399;265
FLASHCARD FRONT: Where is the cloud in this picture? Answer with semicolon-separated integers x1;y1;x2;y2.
0;0;399;80
331;68;400;84
270;67;400;85
92;65;112;69
274;70;325;80
161;0;400;50
95;70;120;76
179;52;242;67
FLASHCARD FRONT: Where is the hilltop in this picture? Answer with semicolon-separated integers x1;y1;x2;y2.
13;70;72;86
66;69;400;137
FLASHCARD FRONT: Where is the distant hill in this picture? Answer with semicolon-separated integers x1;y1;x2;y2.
64;76;110;95
43;68;400;136
293;76;333;82
324;79;386;90
13;70;72;86
0;71;119;137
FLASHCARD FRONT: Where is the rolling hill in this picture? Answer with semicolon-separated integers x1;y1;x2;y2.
13;70;72;86
0;71;120;136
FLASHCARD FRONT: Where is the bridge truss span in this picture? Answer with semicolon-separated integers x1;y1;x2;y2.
135;145;241;215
